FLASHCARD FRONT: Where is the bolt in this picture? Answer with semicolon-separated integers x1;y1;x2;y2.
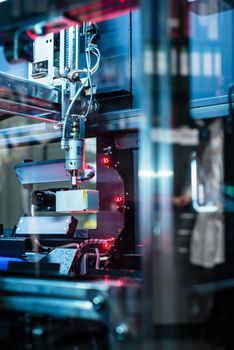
115;324;129;341
92;295;105;310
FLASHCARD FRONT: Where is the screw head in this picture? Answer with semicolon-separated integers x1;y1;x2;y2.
92;295;105;310
115;324;129;341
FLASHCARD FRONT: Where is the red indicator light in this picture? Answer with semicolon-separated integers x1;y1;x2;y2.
103;157;110;164
101;155;112;167
103;242;109;249
115;196;122;203
101;238;115;252
114;194;124;212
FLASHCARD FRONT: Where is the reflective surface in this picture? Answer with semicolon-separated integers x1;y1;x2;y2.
139;0;234;349
0;1;234;349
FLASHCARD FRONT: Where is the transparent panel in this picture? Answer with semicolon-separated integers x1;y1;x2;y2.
0;0;234;349
139;0;234;349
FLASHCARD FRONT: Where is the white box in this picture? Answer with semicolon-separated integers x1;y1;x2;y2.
56;189;99;213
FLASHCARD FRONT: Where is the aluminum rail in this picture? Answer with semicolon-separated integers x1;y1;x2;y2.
0;72;61;122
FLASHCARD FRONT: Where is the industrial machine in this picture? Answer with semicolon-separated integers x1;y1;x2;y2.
0;1;142;349
0;6;140;258
0;0;233;349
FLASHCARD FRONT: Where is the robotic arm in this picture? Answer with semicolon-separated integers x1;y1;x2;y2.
61;23;100;189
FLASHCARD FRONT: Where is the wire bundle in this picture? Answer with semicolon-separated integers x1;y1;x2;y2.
62;30;101;140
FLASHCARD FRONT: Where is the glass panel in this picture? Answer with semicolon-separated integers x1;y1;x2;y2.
190;9;234;100
0;1;234;349
139;0;234;349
